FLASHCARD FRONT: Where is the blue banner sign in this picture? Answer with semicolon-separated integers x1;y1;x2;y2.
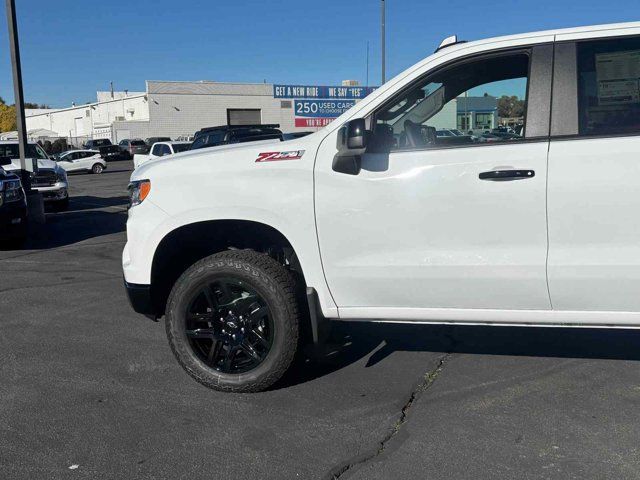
274;84;376;99
294;99;356;118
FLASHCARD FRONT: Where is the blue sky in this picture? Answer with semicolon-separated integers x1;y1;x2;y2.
0;0;637;107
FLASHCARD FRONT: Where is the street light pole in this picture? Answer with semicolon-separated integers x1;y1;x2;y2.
381;0;386;84
366;41;369;87
5;0;32;191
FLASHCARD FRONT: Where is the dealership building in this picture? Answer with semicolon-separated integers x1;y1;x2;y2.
24;80;376;145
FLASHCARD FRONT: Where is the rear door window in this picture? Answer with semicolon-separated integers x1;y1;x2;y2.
577;36;640;136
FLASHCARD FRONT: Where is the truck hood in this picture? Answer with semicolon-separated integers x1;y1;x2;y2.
131;138;286;178
131;129;325;182
3;158;58;171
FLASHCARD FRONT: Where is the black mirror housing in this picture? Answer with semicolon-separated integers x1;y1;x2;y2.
0;156;12;167
346;118;367;150
333;118;369;175
337;118;368;153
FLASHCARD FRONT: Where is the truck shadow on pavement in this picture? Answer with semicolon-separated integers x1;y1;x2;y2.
276;322;640;389
26;195;128;249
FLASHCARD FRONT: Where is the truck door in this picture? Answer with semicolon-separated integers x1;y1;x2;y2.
314;46;554;315
547;32;640;312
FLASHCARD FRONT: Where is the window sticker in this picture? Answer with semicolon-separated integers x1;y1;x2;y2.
596;50;640;105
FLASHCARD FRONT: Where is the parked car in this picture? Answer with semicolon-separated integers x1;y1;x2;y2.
145;137;172;148
54;150;107;174
97;144;124;162
477;132;503;143
83;138;113;149
124;22;640;393
189;124;283;150
0;141;69;210
175;134;195;142
493;126;516;134
133;142;191;168
0;159;27;247
118;139;149;160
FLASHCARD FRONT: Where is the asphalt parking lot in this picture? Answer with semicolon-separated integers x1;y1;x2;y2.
2;161;640;479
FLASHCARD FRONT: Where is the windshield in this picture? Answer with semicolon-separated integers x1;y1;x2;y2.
172;144;190;153
131;140;146;146
0;144;49;160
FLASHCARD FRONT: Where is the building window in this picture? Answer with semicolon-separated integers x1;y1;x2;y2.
475;113;494;130
227;109;261;126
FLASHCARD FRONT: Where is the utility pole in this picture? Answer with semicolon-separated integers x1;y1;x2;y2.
381;0;386;84
366;41;370;87
5;0;31;190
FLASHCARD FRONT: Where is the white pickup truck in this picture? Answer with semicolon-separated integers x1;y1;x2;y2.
133;141;191;169
124;22;640;392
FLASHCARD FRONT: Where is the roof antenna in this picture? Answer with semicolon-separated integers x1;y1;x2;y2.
435;35;466;52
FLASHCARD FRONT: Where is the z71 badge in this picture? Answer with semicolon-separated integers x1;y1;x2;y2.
255;150;305;163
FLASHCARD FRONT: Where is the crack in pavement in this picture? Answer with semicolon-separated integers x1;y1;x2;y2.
325;352;452;480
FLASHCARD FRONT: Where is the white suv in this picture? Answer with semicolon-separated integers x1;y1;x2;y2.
124;22;640;392
54;150;107;174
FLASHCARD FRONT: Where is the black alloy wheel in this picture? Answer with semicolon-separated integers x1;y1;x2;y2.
185;278;274;373
165;250;301;392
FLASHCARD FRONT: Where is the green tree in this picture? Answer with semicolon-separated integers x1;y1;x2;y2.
497;95;525;118
0;103;17;132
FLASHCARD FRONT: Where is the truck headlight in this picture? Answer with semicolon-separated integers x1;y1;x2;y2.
2;179;25;203
55;168;67;183
128;180;151;208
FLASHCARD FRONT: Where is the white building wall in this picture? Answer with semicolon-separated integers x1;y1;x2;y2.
26;81;333;144
143;81;299;138
26;95;149;140
97;91;145;102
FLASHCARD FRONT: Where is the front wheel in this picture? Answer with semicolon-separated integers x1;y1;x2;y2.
165;250;300;393
91;163;104;174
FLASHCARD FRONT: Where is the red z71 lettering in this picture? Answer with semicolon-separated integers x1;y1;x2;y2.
256;150;305;163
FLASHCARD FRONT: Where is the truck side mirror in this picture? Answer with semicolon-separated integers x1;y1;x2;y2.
0;156;12;166
333;118;368;175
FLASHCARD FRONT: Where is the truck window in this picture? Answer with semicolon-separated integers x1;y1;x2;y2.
373;52;530;151
171;144;190;153
0;144;48;159
577;36;640;136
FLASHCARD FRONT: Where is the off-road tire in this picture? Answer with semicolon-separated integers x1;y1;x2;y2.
165;250;300;393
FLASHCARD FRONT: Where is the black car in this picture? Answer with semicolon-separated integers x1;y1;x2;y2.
97;144;124;161
0;158;28;247
145;137;172;147
83;138;113;149
190;124;283;150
